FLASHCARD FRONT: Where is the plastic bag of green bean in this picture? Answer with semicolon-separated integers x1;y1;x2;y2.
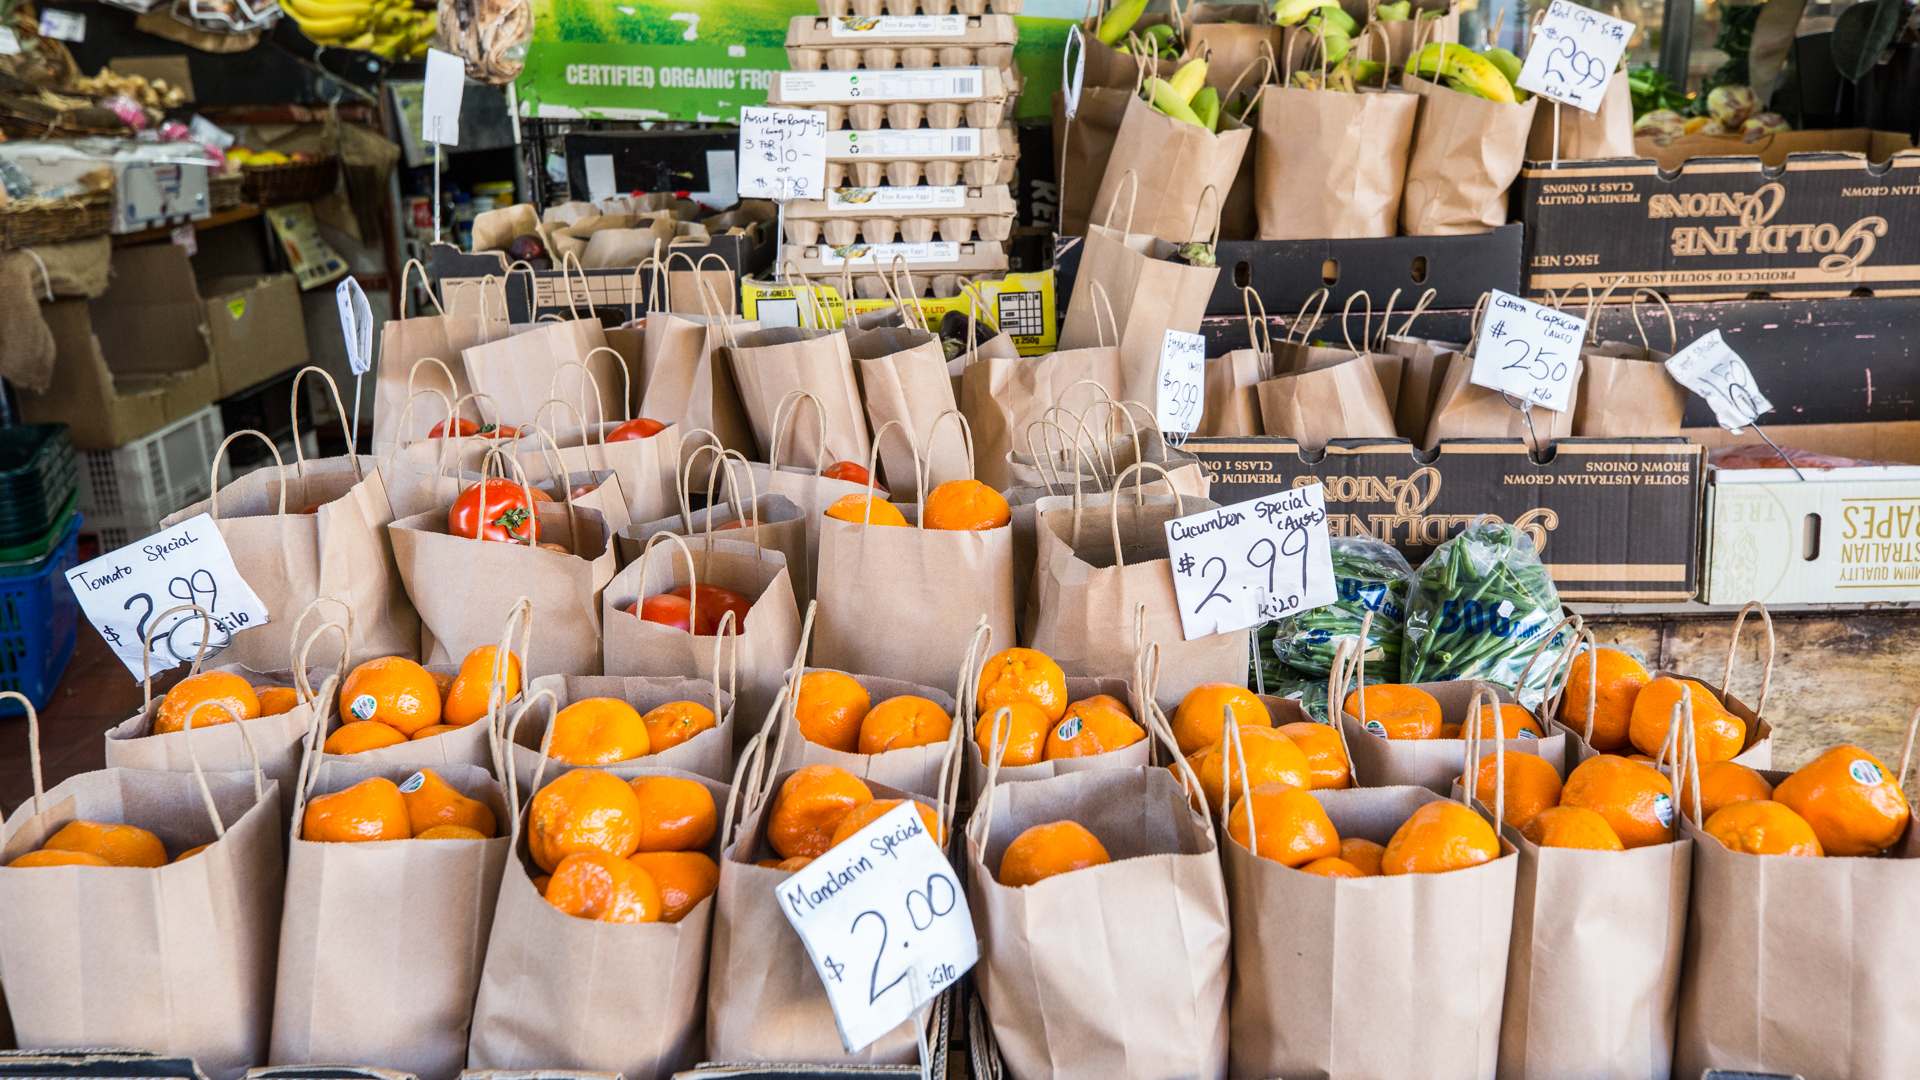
1400;519;1569;705
1270;536;1411;679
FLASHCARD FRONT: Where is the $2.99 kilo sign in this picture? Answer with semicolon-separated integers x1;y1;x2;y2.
65;514;271;678
1163;483;1337;640
777;800;977;1053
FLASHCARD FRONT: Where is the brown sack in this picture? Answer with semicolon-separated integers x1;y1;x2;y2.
165;382;418;673
1189;5;1282;94
503;662;737;791
1423;345;1579;449
271;699;508;1080
1526;69;1635;162
621;446;808;590
1090;93;1253;244
461;272;620;442
725;391;880;605
1375;287;1463;441
0;698;283;1080
634;263;760;455
1075;7;1176;91
1572;287;1686;437
373;264;507;453
959;339;1131;490
1058;201;1222;388
1256;352;1398;449
1255;35;1419;240
848;289;966;500
967;689;1230;1080
1400;74;1538;235
602;532;802;750
1198;288;1275;437
1053;84;1135;237
722;320;871;469
1028;469;1249;710
518;363;682;526
960;649;1147;799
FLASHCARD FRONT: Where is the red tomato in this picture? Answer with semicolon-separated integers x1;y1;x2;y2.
668;584;752;635
715;517;758;531
428;418;518;439
630;593;693;632
447;478;540;543
606;418;667;442
569;482;600;499
821;460;872;486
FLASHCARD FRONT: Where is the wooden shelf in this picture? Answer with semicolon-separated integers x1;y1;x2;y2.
112;203;262;247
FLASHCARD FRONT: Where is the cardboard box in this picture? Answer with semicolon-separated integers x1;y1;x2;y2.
1054;224;1525;318
201;272;308;397
0;1050;208;1080
740;269;1057;355
17;246;216;450
429;229;774;324
1631;128;1914;171
1186;436;1703;602
1696;420;1920;605
1517;132;1920;303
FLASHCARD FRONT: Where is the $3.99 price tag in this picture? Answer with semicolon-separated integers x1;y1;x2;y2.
1468;290;1587;413
777;800;977;1052
65;514;271;679
1157;329;1206;435
1515;0;1633;113
1665;329;1773;432
1163;484;1338;640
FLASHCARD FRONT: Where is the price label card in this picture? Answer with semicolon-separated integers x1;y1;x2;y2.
1469;290;1587;412
1157;329;1206;434
1516;0;1632;113
66;514;271;679
1666;329;1772;432
336;277;373;375
37;9;84;42
778;801;976;1052
1164;484;1337;640
739;106;828;200
0;27;21;55
421;48;465;146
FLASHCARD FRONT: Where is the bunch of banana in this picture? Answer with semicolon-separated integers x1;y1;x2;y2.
1144;56;1227;132
279;0;436;58
1094;0;1146;44
1272;0;1358;64
1408;41;1526;103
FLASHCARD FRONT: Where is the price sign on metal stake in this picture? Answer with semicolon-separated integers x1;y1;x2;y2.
1164;484;1337;640
777;801;976;1052
1157;329;1206;435
1516;0;1633;113
739;106;828;201
1666;329;1774;432
1469;290;1586;412
66;515;271;679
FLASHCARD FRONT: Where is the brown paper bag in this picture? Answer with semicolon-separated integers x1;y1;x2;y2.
635;266;760;455
1255;38;1420;240
1423;348;1580;449
967;699;1229;1080
461;283;619;442
1007;406;1211;499
1573;287;1686;437
390;483;619;678
1058;203;1222;390
1374;287;1462;440
0;698;283;1080
1028;468;1249;709
1090;92;1253;243
518;363;682;526
620;445;808;585
1257;352;1399;449
959;335;1134;490
271;703;509;1080
848;289;966;500
1189;4;1283;93
602;532;802;751
725;391;880;605
1526;69;1635;162
467;730;729;1080
373;263;507;454
1373;0;1459;71
722;320;871;469
503;661;737;791
165;380;418;673
1400;73;1539;235
1053;84;1136;236
959;644;1147;799
1198;288;1274;437
1074;7;1176;91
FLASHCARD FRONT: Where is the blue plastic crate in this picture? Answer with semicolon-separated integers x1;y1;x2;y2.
0;514;81;716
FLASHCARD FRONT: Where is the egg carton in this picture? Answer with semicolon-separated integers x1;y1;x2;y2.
783;184;1015;246
824;155;1016;188
786;14;1016;75
767;67;1012;131
783;239;1007;283
819;0;1023;15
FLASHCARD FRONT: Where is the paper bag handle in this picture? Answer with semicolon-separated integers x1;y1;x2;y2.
1324;633;1363;784
289;366;362;479
1340;291;1373;355
1460;684;1508;830
484;596;535;780
1394;287;1438;341
4;690;46;816
1220;703;1259;852
1511;611;1582;713
1720;601;1776;719
1286;288;1330;346
1107;461;1181;569
178;699;268;837
1241;285;1274;361
1898;704;1919;793
1547;626;1600;742
861;418;925;525
291;620;351;706
770;389;833;473
503;684;562;834
291;674;343;834
924;409;978;483
398;258;446;317
721;682;791;853
287;596;356;676
635;530;706;632
1098;170;1141;236
139;604;218;714
1085;281;1121;351
559;250;593;322
208;430;290;524
938;617;993;835
1630;287;1679;352
630;252;663;321
1671;684;1703;824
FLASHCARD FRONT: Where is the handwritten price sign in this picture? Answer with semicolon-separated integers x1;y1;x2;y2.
778;800;976;1052
1164;484;1337;640
739;106;828;200
1666;329;1773;432
1469;290;1587;413
65;514;270;678
1157;329;1206;435
1516;0;1632;113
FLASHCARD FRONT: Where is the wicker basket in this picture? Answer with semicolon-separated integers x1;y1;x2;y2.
0;192;112;250
210;171;245;212
241;155;339;206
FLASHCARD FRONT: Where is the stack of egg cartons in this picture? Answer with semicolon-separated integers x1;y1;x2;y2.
773;0;1021;300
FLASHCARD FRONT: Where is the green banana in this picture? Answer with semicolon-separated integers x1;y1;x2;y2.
1168;56;1209;102
1095;0;1148;46
1312;3;1358;35
1147;76;1207;127
1409;42;1517;103
1350;58;1385;84
1192;85;1221;131
1314;22;1351;64
1483;46;1523;87
1271;0;1322;27
1375;0;1411;19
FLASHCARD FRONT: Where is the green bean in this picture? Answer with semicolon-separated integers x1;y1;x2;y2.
1399;519;1568;706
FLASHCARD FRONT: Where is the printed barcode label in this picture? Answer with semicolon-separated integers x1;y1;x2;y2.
779;68;988;102
817;241;962;267
825;186;970;211
828;128;984;159
830;14;968;37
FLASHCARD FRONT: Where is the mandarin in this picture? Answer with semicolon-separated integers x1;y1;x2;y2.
544;851;664;922
629;851;719;922
1521;805;1625;851
998;820;1110;886
1300;856;1367;878
443;645;521;726
302;777;411;843
1684;760;1774;823
1773;745;1911;856
154;671;259;734
1704;800;1824;857
1558;645;1649;751
974;701;1052;767
1628;676;1744;764
9;849;110;868
857;695;953;755
1188;726;1313;813
1226;782;1340;868
1344;684;1443;740
411;724;462;741
629;776;717;852
324;720;407;755
1559;754;1676;849
824;494;907;527
415;824;488;840
1382;801;1500;874
1171;683;1271;756
1339;836;1385;875
922;479;1011;530
255;686;299;717
1044;695;1144;759
795;670;871;753
42;821;166;867
549;697;651;764
173;843;210;862
528;769;645;871
1278;721;1352;789
1457;702;1544;741
829;798;943;847
400;769;496;837
1466;751;1564;828
642;700;717;753
763;855;815;873
339;656;442;736
767;766;873;859
976;647;1069;723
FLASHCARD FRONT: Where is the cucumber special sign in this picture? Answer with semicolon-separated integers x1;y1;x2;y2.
514;0;1076;121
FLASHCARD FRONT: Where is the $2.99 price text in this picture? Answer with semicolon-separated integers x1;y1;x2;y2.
1163;483;1338;640
776;800;977;1053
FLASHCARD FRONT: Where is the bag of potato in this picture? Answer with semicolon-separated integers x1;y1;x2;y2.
813;418;1017;691
468;695;731;1080
0;694;283;1080
514;354;681;526
164;373;418;674
502;626;738;790
1029;464;1249;709
1399;33;1539;234
1061;187;1222;388
1197;286;1274;437
1089;60;1253;244
1526;67;1634;162
1572;286;1687;438
634;263;760;455
966;669;1230;1079
621;444;809;599
721;299;872;470
271;687;510;1080
602;531;802;751
389;452;619;678
1674;702;1920;1078
706;707;955;1065
373;263;505;454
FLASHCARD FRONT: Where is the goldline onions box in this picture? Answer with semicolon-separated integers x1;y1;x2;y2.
1186;437;1702;603
1516;131;1920;303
